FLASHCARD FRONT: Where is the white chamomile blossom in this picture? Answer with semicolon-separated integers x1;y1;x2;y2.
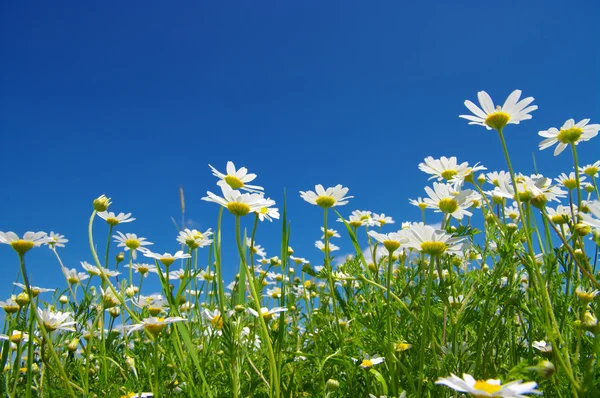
37;308;77;332
197;266;215;281
0;231;50;255
424;182;474;220
0;330;29;344
315;240;340;252
127;262;156;277
81;261;121;278
168;269;187;281
532;340;552;353
62;267;90;284
555;172;586;191
0;297;20;314
436;373;540;397
419;156;486;184
203;309;225;330
367;230;407;253
44;232;68;248
460;89;537;131
209;161;264;192
13;283;55;296
300;184;353;208
143;250;191;267
113;232;153;259
321;227;341;239
539;118;599;156
177;228;213;249
246;238;266;257
247;306;287;321
373;213;394;226
401;223;464;256
97;211;135;226
355;353;384;369
486;171;510;187
579;160;599;178
580;200;600;233
409;197;428;210
545;205;575;225
255;197;280;221
203;184;270;217
127;316;185;337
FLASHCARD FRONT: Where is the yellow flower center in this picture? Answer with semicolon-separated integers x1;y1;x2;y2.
224;175;244;189
438;198;459;214
383;240;401;253
349;220;363;227
106;217;120;226
9;332;25;343
67;276;79;284
160;257;176;267
259;207;269;215
227;202;251;216
145;319;167;337
583;166;598;176
262;310;274;321
148;306;162;316
561;178;577;190
211;315;223;329
441;169;458;181
360;359;373;368
315;196;336;208
473;380;502;395
551;214;568;224
395;343;412;352
2;303;20;314
138;265;149;274
125;239;140;250
530;194;547;209
420;241;447;256
43;322;58;332
485;110;511;131
10;240;35;256
557;127;583;144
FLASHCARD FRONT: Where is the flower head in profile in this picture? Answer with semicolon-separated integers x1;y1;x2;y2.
0;296;20;314
127;263;156;277
368;230;407;253
209;161;264;192
419;156;486;185
460;90;537;131
62;267;90;284
579;160;600;178
354;353;384;369
37;308;77;332
43;232;68;249
203;184;269;217
373;213;394;226
436;373;540;397
177;228;213;249
539;118;599;156
247;306;287;321
127;316;185;337
97;211;135;226
144;250;191;268
580;200;600;233
402;223;464;256
315;240;340;252
113;232;153;259
0;231;50;256
300;185;353;208
13;283;55;297
81;261;121;278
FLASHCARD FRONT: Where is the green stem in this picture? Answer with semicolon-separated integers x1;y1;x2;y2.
417;254;436;396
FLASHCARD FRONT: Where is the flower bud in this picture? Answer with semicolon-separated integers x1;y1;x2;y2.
93;194;112;212
326;379;340;391
59;295;69;305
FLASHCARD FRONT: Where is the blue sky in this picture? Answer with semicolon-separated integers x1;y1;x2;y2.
0;1;598;303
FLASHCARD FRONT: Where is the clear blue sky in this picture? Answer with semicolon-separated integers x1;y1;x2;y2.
1;1;598;302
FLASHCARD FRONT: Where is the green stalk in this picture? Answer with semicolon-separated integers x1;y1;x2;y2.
386;248;397;396
417;254;436;396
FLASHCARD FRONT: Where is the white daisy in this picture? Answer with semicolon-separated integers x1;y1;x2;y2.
546;205;575;225
367;230;407;253
143;250;191;267
247;306;287;321
97;211;135;226
176;228;213;249
580;200;600;233
126;316;185;337
409;197;428;210
62;267;90;284
555;172;586;191
0;231;50;255
373;213;394;226
419;156;486;184
254;197;279;222
13;283;55;296
246;238;267;257
113;232;153;259
539;118;600;156
44;232;68;248
37;308;77;332
436;373;540;397
460;90;537;131
209;161;264;192
321;227;341;239
315;240;340;252
401;223;464;256
532;340;552;353
203;309;225;330
300;185;353;208
579;160;600;178
81;261;121;278
126;262;156;277
424;183;474;220
355;353;384;369
203;184;269;217
0;297;20;314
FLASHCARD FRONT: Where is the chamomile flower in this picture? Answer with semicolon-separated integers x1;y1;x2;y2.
367;230;407;253
419;156;486;185
409;197;428;210
373;213;394;226
203;184;270;217
579;160;600;178
209;161;264;192
315;240;340;252
436;373;540;397
532;340;552;353
556;172;586;191
460;89;537;131
0;297;20;314
539;118;600;156
255;198;280;221
13;283;55;296
81;261;121;278
168;269;187;281
197;266;216;282
486;171;510;187
44;232;68;248
300;185;353;208
321;227;341;239
127;316;185;337
127;263;156;277
356;353;384;369
424;183;474;220
545;205;575;225
0;330;29;344
402;223;464;256
113;232;153;259
0;231;50;255
143;250;191;267
97;211;135;226
37;308;77;332
176;228;213;249
247;306;287;321
246;238;267;257
203;309;224;330
575;286;599;302
580;200;600;233
265;287;282;299
62;267;90;284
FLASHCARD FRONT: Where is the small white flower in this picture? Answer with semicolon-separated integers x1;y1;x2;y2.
209;161;264;193
460;89;537;131
436;373;540;397
315;240;340;252
300;185;353;208
143;250;191;267
127;316;185;336
113;232;153;259
0;231;50;255
203;184;270;217
97;211;135;226
539;118;599;156
37;308;77;332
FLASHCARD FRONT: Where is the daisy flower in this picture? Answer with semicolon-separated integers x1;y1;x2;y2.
0;296;20;314
579;160;600;178
436;373;540;397
315;240;340;252
0;231;50;255
300;185;353;208
81;261;121;278
44;232;68;249
127;316;185;337
409;197;428;210
580;200;600;233
203;309;225;330
532;340;552;353
539;118;600;156
255;197;280;221
13;283;55;297
168;269;187;281
424;183;474;220
321;227;341;239
203;184;269;217
246;238;267;257
460;89;537;131
265;287;282;299
401;223;464;256
62;267;90;284
197;266;215;282
113;232;153;259
0;330;29;344
356;353;384;369
486;171;510;187
144;250;191;267
176;228;213;249
209;161;264;192
368;230;407;253
556;172;586;191
373;213;394;226
419;156;486;185
127;263;156;277
97;211;135;226
37;308;77;332
545;205;575;225
247;306;287;321
575;286;599;302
